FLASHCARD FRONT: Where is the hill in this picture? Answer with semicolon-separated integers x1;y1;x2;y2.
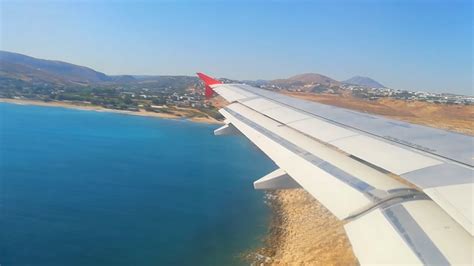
0;51;116;85
272;73;339;86
288;73;340;85
343;76;385;88
270;73;341;92
0;51;201;91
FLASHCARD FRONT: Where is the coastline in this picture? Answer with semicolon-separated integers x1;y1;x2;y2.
0;98;224;125
246;190;357;265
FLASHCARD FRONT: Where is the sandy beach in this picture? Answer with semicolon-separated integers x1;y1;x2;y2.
0;98;224;124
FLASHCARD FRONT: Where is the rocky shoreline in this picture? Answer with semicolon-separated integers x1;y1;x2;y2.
246;189;358;265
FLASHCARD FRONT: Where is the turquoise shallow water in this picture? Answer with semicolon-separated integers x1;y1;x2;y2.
0;103;276;266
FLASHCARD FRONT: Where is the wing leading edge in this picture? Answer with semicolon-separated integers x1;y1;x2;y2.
197;73;474;264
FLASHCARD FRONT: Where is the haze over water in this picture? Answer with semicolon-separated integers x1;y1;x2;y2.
0;103;275;265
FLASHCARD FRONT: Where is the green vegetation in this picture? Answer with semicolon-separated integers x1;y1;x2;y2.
0;78;224;120
197;106;224;120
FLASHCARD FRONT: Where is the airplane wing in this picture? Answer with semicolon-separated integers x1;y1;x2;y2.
197;73;474;265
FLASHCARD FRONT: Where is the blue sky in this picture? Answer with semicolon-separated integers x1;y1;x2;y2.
1;0;472;94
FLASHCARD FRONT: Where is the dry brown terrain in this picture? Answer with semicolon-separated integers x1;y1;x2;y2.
207;95;228;109
248;190;358;265
283;91;474;135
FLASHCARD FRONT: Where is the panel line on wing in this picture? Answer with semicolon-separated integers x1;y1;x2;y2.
345;190;428;221
318;162;373;193
238;96;260;103
383;204;450;265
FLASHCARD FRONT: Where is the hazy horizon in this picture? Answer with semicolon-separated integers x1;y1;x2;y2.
1;0;472;94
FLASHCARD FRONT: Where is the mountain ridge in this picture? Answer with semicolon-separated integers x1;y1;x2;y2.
0;51;385;91
343;75;385;88
271;73;341;87
0;51;114;84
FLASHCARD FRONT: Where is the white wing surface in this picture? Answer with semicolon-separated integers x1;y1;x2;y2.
197;73;474;265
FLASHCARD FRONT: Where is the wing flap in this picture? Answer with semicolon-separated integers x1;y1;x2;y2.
345;200;473;265
425;183;474;235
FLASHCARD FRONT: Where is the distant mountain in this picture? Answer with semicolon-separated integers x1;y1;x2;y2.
0;51;120;85
0;51;200;90
288;73;340;85
269;73;341;92
0;51;388;94
133;75;199;89
272;73;340;87
343;76;385;88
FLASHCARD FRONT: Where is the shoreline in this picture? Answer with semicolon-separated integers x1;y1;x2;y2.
245;190;357;265
0;98;224;125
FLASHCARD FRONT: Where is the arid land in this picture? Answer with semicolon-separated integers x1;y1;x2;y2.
240;92;473;265
284;91;474;135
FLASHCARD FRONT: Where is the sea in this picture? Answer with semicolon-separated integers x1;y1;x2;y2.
0;102;276;266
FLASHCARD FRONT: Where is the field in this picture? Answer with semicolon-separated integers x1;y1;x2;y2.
284;91;474;135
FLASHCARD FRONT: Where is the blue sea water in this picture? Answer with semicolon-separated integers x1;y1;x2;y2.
0;103;276;266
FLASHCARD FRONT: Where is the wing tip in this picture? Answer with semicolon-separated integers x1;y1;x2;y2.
196;72;221;98
196;72;222;86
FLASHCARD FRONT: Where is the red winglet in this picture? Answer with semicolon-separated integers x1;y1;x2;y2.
196;72;221;98
196;72;222;86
